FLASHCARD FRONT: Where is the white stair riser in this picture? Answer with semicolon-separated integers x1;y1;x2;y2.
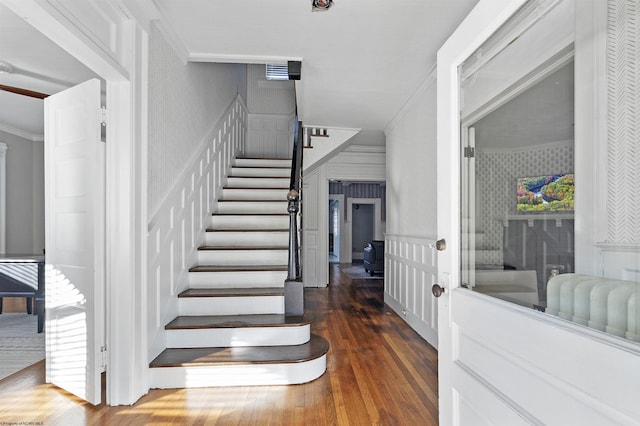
235;159;291;168
179;296;284;315
222;188;288;201
166;325;310;348
231;167;290;177
197;249;288;265
211;215;289;229
149;355;326;388
216;202;288;214
189;270;287;288
227;177;289;188
205;231;289;247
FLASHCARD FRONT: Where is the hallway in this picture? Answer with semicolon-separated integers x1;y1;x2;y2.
0;264;439;425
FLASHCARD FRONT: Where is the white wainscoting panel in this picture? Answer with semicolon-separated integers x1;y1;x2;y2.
246;114;294;159
147;97;246;360
384;234;438;348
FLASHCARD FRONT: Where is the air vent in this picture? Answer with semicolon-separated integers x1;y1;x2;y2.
265;64;289;81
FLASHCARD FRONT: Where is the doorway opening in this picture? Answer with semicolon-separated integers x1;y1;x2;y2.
328;197;341;263
351;203;374;261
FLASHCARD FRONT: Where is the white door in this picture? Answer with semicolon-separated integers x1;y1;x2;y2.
44;79;105;405
436;0;640;424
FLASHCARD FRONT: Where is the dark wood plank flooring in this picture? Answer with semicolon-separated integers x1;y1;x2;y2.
0;264;438;425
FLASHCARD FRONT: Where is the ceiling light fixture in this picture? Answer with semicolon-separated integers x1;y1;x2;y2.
312;0;334;12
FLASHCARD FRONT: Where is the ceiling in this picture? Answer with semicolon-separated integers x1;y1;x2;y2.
473;60;575;150
0;2;98;138
0;0;479;138
139;0;479;131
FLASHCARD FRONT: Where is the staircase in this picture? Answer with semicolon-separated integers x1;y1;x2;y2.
149;158;329;388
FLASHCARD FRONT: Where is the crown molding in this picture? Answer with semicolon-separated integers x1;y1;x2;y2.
189;53;303;65
0;123;44;142
384;62;437;136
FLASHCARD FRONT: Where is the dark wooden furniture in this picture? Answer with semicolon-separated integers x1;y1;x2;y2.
0;255;45;333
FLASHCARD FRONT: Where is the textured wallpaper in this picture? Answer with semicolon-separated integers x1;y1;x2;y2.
148;22;246;216
475;142;574;265
606;0;640;244
329;182;386;221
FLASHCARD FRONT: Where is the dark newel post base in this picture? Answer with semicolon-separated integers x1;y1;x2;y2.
284;279;304;316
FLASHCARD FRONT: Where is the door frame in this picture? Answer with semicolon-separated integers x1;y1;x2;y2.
2;0;149;405
328;194;344;263
346;198;382;261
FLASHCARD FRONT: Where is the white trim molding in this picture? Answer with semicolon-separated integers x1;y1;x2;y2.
0;123;44;142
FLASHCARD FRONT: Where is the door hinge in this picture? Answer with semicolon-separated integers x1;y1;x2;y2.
464;146;475;158
100;346;108;369
100;106;108;127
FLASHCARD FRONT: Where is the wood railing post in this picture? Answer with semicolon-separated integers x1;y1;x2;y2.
285;118;303;316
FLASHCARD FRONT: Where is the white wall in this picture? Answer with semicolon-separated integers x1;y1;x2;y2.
146;23;248;360
246;64;295;159
385;78;438;238
148;22;247;217
0;130;44;254
32;140;44;254
383;74;439;347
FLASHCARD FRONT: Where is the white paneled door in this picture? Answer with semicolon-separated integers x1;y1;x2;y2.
437;0;640;424
44;79;105;405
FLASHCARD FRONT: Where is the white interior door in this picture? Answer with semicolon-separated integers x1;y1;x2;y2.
437;1;640;424
44;78;105;405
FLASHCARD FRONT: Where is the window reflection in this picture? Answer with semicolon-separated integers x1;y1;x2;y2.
459;0;639;344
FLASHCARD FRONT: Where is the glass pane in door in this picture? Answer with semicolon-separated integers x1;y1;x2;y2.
460;0;576;312
459;0;640;346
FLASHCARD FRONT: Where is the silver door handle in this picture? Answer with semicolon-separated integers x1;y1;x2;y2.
432;284;446;298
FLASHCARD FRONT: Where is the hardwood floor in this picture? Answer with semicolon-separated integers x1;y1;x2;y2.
0;264;438;425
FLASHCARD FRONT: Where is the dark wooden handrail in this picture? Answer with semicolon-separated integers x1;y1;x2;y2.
287;117;302;281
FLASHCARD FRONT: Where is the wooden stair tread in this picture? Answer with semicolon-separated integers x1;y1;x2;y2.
165;313;312;330
212;213;288;216
238;157;291;161
228;176;288;179
206;228;289;233
150;335;329;367
189;265;287;272
179;288;284;298
198;246;287;251
218;200;287;203
222;187;289;190
233;166;291;169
